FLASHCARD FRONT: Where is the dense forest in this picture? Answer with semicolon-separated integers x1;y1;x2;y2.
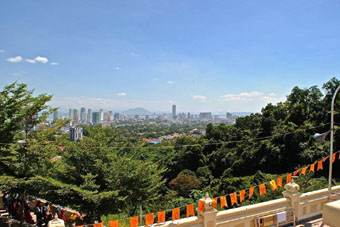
1;78;340;224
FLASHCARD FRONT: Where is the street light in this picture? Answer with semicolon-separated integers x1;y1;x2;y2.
314;85;340;200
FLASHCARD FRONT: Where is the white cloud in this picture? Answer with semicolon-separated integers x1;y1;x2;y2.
115;66;120;70
167;80;175;84
0;49;5;53
220;91;263;101
117;92;127;96
193;95;207;103
50;62;59;66
220;91;285;104
7;56;23;63
25;59;36;64
25;56;49;64
34;56;48;63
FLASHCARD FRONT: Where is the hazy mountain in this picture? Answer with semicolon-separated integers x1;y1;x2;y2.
121;107;152;115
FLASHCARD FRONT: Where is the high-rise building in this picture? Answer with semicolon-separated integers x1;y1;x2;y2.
172;105;176;119
53;110;59;122
69;109;74;120
70;126;83;141
100;109;104;121
114;112;120;121
92;112;101;124
199;112;212;121
73;109;79;123
87;108;92;123
80;107;86;123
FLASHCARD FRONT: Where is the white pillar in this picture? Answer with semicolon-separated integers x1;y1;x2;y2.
199;193;218;227
282;180;301;221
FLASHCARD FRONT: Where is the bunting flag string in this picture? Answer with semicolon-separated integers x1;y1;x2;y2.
79;150;340;227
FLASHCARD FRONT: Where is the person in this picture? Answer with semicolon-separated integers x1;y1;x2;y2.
58;208;67;226
2;193;9;210
34;201;44;227
43;202;53;226
24;200;34;224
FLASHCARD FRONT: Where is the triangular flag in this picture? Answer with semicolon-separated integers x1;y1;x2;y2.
293;169;300;176
220;195;228;208
186;204;195;217
249;187;255;199
145;213;154;226
332;153;336;163
110;220;119;227
323;157;328;162
277;177;282;188
259;184;267;196
130;217;138;227
212;197;218;209
310;163;315;173
300;166;308;175
230;192;238;206
198;201;205;212
172;207;180;221
269;180;277;191
317;160;323;171
239;190;245;203
287;173;292;183
94;223;103;227
157;211;165;224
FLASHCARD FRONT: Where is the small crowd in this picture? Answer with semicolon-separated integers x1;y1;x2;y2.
2;193;85;227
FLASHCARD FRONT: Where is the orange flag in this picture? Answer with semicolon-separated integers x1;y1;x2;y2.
230;192;238;205
76;226;84;227
332;153;336;163
145;213;154;226
198;201;205;212
317;160;323;171
212;198;218;209
277;177;282;188
286;173;292;183
300;166;308;175
109;220;119;227
172;207;180;221
239;190;245;202
323;157;328;162
249;187;255;199
94;223;103;227
186;204;195;217
293;169;300;176
130;217;138;227
310;163;315;173
157;211;165;224
259;184;267;196
220;195;228;208
269;180;277;191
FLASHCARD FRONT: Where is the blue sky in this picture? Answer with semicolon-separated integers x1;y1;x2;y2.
0;0;339;113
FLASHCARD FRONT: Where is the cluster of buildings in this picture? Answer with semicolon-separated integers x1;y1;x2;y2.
52;105;239;127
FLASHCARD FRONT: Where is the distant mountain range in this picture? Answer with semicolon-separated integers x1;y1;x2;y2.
121;107;153;115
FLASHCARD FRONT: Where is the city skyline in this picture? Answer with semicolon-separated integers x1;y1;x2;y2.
1;0;339;112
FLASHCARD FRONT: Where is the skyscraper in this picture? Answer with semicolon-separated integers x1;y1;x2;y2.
73;109;79;123
80;107;86;123
172;104;176;119
114;112;120;121
92;112;101;124
100;109;104;121
87;108;92;123
69;109;74;120
53;110;59;122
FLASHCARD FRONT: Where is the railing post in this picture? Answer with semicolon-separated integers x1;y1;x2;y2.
282;179;301;221
198;193;218;227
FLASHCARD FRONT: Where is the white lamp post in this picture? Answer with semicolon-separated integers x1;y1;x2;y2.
315;85;340;200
